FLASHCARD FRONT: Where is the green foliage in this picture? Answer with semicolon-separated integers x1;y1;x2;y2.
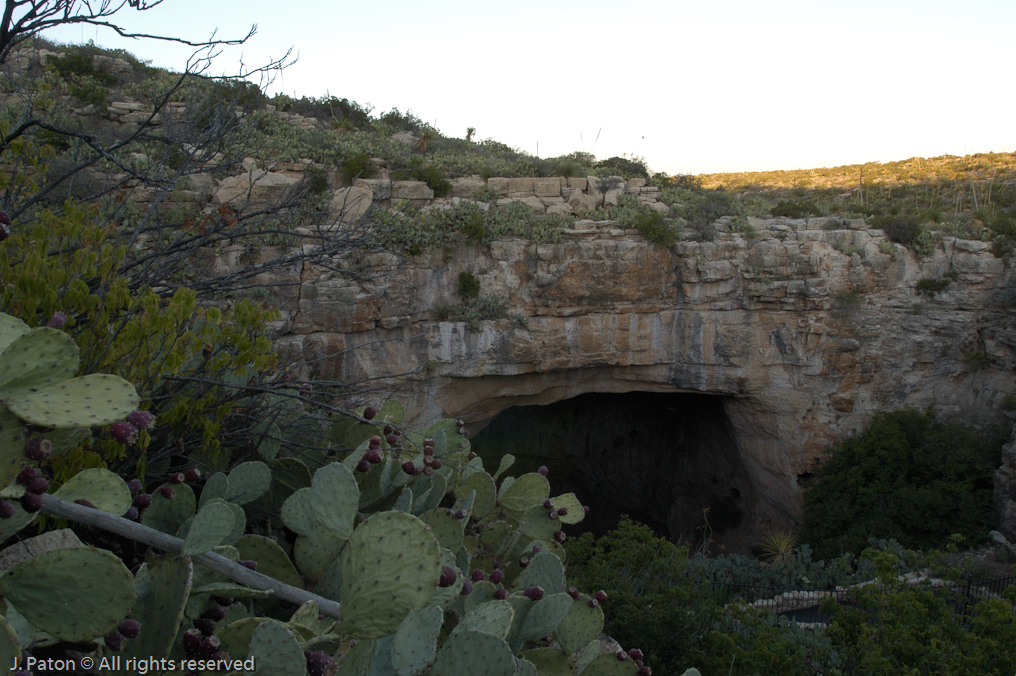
595;155;649;179
962;350;991;370
627;211;676;247
340;151;375;183
566;518;830;675
373;200;564;255
800;409;1005;559
457;271;481;301
826;582;1016;675
397;157;452;197
270;94;373;128
832;289;861;316
915;271;957;296
770;198;822;218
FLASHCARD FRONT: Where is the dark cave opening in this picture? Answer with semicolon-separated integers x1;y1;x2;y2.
470;391;756;546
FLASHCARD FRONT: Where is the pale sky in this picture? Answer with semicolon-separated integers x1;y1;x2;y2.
42;0;1016;175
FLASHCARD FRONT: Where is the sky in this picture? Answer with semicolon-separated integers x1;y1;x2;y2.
40;0;1016;175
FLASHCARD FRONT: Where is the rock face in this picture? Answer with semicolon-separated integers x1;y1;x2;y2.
273;214;1016;546
995;423;1016;542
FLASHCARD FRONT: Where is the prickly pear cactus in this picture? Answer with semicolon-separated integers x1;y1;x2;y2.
431;630;517;676
247;619;306;676
52;468;132;515
336;511;442;638
0;546;135;642
123;557;192;661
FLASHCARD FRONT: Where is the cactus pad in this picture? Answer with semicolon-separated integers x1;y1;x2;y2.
377;399;405;424
431;630;516;676
550;493;585;525
394;487;413;513
311;461;359;540
216;617;268;666
464;580;499;614
493;453;515;479
0;408;27;487
337;511;441;639
0;546;135;642
497;473;550;512
514;551;565;594
576;641;600;672
236;535;304;589
123;557;192;661
518;648;576;675
52;468;132;516
141;483;196;535
419;508;465;551
225;461;272;504
335;637;375;676
0;312;29;354
392;606;443;676
516;658;539;676
0;614;19;673
454;471;496;518
521;505;561;540
554;592;604;654
581;653;639;675
0;327;78;401
6;373;139;428
182;499;235;555
294;525;346;583
281;486;317;535
517;592;573;643
451;600;514;640
247;619;306;676
198;471;229;509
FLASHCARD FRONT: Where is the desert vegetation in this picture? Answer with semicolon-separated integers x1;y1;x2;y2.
0;3;1012;675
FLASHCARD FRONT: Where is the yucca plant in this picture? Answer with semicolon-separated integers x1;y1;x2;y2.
758;530;798;564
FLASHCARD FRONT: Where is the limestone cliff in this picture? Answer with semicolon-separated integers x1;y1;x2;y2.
262;203;1015;546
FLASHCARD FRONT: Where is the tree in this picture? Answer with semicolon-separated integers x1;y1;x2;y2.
0;0;253;66
0;0;407;488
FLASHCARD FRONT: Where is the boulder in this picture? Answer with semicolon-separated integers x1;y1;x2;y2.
329;185;374;223
534;178;563;198
450;178;486;199
392;181;434;200
213;169;299;205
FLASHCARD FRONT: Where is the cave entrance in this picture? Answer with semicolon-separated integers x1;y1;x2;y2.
470;391;756;549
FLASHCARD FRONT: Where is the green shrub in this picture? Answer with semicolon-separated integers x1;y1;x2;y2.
771;198;821;219
566;518;828;675
875;213;923;248
827;582;1016;675
48;50;117;85
457;271;480;301
629;211;676;247
596;155;649;179
340;151;375;183
800;408;1005;559
915;271;957;296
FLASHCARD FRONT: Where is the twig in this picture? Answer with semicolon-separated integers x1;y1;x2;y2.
39;493;343;618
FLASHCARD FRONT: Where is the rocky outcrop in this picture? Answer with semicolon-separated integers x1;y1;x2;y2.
995;424;1016;542
269;213;1015;544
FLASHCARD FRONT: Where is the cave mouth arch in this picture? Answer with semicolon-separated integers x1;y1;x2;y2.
470;391;759;550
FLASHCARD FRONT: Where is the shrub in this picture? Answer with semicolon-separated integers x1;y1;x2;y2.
566;518;827;675
340;151;375;183
827;582;1016;674
629;211;675;247
596;155;649;179
457;271;480;301
771;199;821;219
800;409;1005;559
876;213;923;248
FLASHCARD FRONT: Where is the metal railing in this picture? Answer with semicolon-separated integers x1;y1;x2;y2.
710;575;1015;624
